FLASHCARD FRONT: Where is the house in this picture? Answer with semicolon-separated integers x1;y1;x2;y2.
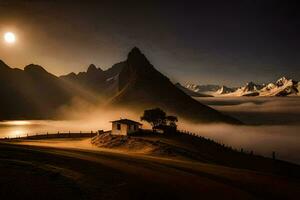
111;119;142;136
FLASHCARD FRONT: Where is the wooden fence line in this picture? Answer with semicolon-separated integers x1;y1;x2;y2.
178;129;277;160
0;128;277;160
0;131;100;141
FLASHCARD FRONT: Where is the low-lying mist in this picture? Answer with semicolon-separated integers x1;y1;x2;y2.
192;97;300;164
197;97;300;125
179;120;300;164
1;96;299;164
49;97;300;164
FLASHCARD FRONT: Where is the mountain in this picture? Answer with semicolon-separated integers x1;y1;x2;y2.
216;85;235;95
226;77;299;97
0;48;240;124
175;83;213;97
109;47;240;124
0;61;75;119
228;82;263;97
185;84;221;95
260;77;299;96
60;62;124;97
184;83;238;96
184;77;299;97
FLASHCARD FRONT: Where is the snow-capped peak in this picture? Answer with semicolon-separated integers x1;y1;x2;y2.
276;76;289;87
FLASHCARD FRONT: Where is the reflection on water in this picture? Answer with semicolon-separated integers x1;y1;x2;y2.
1;121;33;126
0;120;109;139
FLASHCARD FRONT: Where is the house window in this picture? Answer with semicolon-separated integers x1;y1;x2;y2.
117;123;121;130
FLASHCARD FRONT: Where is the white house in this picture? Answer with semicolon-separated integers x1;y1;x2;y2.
111;119;142;136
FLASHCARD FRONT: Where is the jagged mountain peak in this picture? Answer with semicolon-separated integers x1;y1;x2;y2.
217;85;235;94
246;81;256;86
0;59;10;69
87;64;97;71
276;76;290;86
87;64;103;73
24;64;48;73
127;47;152;70
242;81;262;92
128;46;143;56
113;48;240;124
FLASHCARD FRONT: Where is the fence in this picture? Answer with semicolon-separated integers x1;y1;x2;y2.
178;129;277;160
0;128;278;160
0;130;100;141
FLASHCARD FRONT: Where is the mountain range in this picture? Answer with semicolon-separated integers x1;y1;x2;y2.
184;77;300;97
0;47;239;124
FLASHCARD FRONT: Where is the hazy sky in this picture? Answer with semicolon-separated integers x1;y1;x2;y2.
0;0;299;86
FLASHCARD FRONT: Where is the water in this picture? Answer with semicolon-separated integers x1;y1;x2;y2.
0;120;110;139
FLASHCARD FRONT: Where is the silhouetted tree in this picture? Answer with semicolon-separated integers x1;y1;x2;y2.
141;108;166;130
141;108;179;134
166;115;178;128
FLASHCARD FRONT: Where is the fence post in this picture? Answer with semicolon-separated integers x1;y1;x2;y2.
272;151;276;160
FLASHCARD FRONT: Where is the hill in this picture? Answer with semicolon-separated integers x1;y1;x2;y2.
91;131;300;177
0;48;240;123
0;61;74;119
110;47;240;124
2;135;300;199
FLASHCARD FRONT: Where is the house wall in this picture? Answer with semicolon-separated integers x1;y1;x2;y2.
111;123;141;135
127;124;137;134
112;122;128;135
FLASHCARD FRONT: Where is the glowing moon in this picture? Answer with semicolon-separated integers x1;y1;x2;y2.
4;32;16;44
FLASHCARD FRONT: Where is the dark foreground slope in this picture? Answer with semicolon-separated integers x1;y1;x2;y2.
92;131;300;178
1;141;300;200
111;48;240;124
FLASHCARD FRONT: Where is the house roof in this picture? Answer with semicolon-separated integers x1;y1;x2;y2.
111;119;142;125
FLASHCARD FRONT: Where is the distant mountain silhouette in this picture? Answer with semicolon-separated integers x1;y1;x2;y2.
0;61;74;119
110;47;240;124
60;62;124;96
0;48;240;123
175;83;213;97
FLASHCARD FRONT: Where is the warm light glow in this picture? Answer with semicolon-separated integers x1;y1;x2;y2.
1;120;32;126
4;32;16;44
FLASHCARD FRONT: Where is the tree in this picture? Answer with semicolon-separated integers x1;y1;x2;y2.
166;115;178;128
141;108;166;129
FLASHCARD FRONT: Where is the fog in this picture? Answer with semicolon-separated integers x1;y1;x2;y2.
189;97;300;164
0;99;147;138
1;96;299;164
197;97;300;125
178;120;300;164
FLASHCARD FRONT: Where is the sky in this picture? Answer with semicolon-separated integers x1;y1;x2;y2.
0;0;299;86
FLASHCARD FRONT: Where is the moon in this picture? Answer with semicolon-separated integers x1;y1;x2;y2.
4;32;16;44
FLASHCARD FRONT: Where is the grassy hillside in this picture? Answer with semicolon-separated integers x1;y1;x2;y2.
92;131;300;178
1;139;300;200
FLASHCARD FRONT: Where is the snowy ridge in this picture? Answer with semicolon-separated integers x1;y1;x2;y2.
182;76;299;97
